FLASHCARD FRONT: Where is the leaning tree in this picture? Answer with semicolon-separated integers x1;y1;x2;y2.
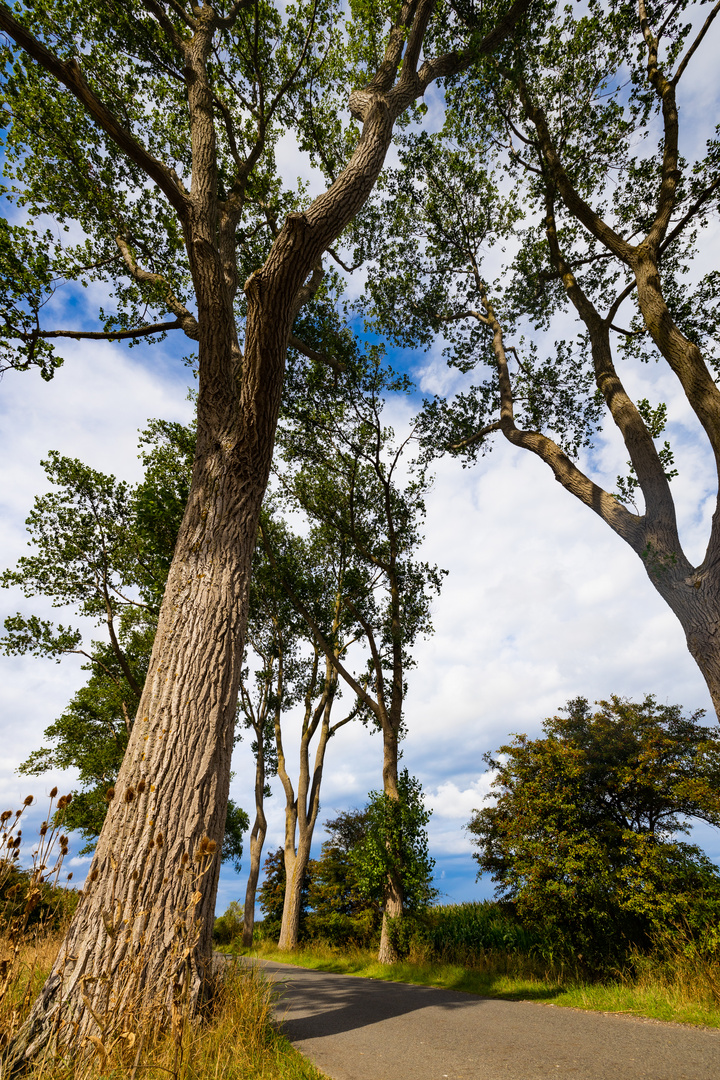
366;0;720;716
0;0;532;1063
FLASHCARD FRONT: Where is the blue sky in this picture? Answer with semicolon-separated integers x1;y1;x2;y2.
2;1;720;920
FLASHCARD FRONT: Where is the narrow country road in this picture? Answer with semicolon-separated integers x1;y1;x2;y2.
243;958;720;1080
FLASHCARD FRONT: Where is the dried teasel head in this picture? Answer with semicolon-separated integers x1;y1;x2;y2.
155;832;164;848
195;836;217;861
1;810;11;823
181;852;189;864
124;787;135;804
23;795;33;806
39;823;48;837
89;868;99;882
67;872;73;881
105;787;115;803
49;786;58;799
137;778;146;794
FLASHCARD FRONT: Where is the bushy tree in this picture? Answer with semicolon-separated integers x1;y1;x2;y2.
306;809;379;946
468;696;720;967
352;770;437;919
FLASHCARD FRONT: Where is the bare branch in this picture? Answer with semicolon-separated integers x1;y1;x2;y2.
672;0;720;85
27;320;184;343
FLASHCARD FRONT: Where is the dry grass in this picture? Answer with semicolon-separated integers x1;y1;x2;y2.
2;942;326;1079
1;796;328;1080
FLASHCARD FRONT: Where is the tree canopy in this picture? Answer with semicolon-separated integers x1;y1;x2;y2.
468;695;720;966
365;0;720;716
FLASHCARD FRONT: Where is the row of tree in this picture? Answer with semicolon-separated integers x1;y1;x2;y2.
1;0;719;1062
254;771;435;949
3;351;443;963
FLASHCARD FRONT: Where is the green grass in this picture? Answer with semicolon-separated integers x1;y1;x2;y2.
225;941;720;1029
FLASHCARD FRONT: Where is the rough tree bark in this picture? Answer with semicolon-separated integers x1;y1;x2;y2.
0;0;530;1064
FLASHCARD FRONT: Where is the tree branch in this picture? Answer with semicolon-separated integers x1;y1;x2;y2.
288;333;344;375
0;4;190;218
115;236;199;338
27;320;184;343
672;0;720;85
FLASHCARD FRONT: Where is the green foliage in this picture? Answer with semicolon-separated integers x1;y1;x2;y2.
0;862;79;934
0;0;366;378
213;900;245;945
352;770;437;914
468;696;720;968
277;350;447;700
222;803;251;874
406;901;541;963
4;420;247;865
305;809;380;947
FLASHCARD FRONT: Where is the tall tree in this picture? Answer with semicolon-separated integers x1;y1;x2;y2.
263;354;446;962
260;515;369;951
367;0;720;716
0;0;533;1057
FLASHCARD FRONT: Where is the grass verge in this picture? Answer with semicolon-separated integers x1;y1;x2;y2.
1;935;328;1078
228;941;720;1029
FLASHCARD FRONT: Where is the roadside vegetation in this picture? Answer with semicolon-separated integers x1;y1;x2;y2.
217;697;720;1031
1;798;325;1080
221;904;720;1029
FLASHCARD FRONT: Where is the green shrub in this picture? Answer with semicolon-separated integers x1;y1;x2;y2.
213;900;245;945
304;910;379;949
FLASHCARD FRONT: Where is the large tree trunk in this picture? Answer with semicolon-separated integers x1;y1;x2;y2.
645;557;720;718
6;308;281;1067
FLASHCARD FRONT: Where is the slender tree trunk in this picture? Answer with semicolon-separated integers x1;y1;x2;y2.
242;737;267;947
378;725;402;965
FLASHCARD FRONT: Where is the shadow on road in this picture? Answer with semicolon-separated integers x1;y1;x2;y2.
259;963;554;1042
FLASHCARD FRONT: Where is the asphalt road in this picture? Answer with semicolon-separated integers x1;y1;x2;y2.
243;958;720;1080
